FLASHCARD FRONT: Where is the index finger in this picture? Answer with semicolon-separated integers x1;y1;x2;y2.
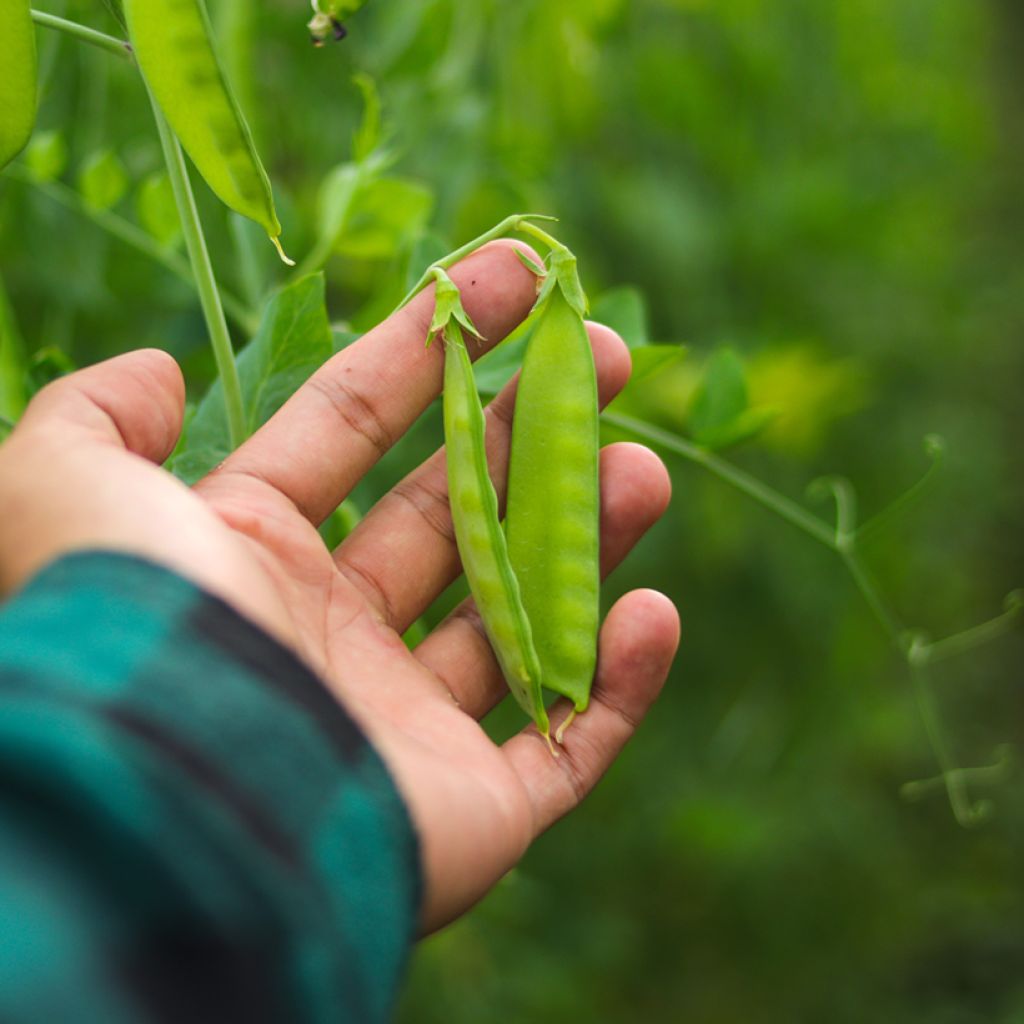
197;240;541;524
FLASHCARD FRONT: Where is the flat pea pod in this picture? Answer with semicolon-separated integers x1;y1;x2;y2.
0;0;37;172
442;321;551;743
123;0;291;262
506;283;600;735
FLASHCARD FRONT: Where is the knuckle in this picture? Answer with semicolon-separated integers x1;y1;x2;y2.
307;373;393;460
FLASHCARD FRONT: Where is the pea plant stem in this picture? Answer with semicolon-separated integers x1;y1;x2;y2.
398;213;558;308
601;408;1021;823
603;411;837;547
150;99;247;449
923;595;1024;665
4;167;258;335
30;9;133;61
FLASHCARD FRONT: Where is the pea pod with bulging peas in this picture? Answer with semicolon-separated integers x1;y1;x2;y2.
123;0;292;263
430;269;552;747
506;250;600;742
406;228;601;750
0;0;37;172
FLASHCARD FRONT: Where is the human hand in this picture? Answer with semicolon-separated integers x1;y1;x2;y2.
0;241;680;931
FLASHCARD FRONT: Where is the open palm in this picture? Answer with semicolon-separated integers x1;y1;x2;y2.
0;241;679;931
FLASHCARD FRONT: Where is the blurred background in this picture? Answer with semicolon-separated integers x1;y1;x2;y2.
2;0;1023;1019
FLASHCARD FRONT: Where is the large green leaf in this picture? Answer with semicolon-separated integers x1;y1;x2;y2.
629;343;686;384
590;286;649;350
689;348;748;441
171;273;333;483
689;347;776;450
335;176;434;260
0;0;36;172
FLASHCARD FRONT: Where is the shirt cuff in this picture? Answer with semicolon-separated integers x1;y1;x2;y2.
0;550;421;1023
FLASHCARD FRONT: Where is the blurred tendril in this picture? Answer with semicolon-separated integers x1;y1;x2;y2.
604;411;1021;826
857;433;947;541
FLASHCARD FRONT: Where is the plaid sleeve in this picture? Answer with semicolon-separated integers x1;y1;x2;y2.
0;551;421;1024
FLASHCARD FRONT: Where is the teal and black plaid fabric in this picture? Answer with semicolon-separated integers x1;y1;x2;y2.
0;552;420;1023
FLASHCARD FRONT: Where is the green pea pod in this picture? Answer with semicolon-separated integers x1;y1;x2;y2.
123;0;292;262
506;282;600;739
0;0;37;171
442;320;551;744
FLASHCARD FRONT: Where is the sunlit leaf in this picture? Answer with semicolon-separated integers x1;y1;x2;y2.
135;171;179;245
335;176;434;260
24;130;66;182
689;347;748;442
78;149;129;211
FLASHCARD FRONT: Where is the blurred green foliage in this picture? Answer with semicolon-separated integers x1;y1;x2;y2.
2;0;1023;1019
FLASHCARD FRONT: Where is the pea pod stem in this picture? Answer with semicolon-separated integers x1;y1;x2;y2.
150;96;246;449
29;9;133;61
398;213;558;310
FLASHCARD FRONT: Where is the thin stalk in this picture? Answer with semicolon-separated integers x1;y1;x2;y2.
857;434;946;541
901;745;1012;800
604;407;1013;823
602;410;837;548
149;99;246;448
908;640;985;826
30;9;133;61
839;547;907;652
398;213;558;308
924;592;1024;665
4;167;258;335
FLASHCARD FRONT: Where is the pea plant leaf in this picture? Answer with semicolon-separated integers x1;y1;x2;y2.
136;171;180;245
78;149;129;211
24;131;67;182
629;344;686;384
689;347;776;450
0;0;36;173
591;286;649;350
171;273;333;483
336;176;435;260
100;0;128;31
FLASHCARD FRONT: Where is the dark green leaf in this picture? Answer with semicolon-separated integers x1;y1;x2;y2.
591;286;649;350
692;405;778;451
171;274;333;483
351;71;382;162
629;343;686;384
689;347;749;443
336;176;434;260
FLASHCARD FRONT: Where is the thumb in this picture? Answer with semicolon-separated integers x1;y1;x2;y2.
18;349;186;463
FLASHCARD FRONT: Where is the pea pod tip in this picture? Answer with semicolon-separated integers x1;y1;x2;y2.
271;236;296;267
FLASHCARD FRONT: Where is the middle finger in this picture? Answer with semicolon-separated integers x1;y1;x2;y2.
333;322;631;630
